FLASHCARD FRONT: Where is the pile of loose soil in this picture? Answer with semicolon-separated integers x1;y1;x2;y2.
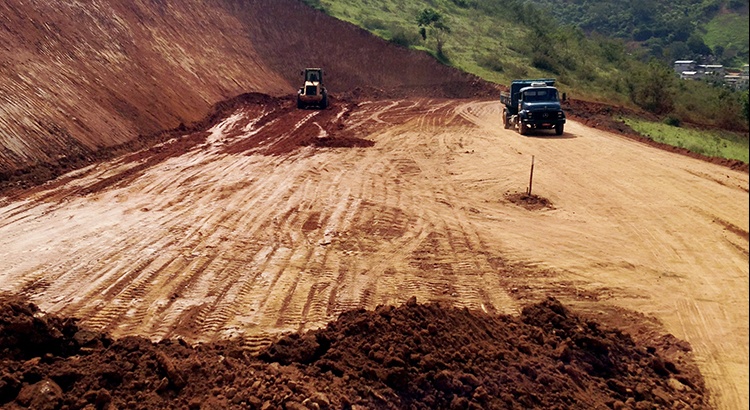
0;294;710;409
504;191;554;211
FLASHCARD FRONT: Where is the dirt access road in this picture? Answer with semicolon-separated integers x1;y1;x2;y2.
0;96;747;409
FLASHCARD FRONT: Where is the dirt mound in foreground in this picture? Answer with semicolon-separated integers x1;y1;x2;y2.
0;295;709;409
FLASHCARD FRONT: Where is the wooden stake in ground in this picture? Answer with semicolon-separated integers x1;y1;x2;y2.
527;155;535;196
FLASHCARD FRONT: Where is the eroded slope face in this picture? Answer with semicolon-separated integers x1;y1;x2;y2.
0;0;497;183
0;1;290;174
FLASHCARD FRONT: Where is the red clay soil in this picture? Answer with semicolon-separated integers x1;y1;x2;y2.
0;0;499;185
0;0;745;194
504;191;555;211
0;294;709;410
2;90;745;200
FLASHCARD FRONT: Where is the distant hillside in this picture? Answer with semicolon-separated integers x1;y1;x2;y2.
299;0;629;95
525;0;749;67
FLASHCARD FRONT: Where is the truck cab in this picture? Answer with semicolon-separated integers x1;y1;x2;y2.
501;79;566;135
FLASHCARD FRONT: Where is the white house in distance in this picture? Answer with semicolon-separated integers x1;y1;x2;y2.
699;64;725;76
674;60;696;74
674;60;748;89
680;71;699;80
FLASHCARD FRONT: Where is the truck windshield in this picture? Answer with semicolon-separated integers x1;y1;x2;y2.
523;89;557;102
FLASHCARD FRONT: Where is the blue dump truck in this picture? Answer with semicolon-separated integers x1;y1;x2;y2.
500;79;566;135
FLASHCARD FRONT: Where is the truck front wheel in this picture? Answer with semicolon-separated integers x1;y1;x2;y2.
555;124;564;135
519;121;528;135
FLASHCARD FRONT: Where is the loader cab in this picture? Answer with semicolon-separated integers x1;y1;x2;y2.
303;68;323;83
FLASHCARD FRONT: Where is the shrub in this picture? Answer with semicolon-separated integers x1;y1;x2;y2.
389;27;421;48
300;0;324;11
362;17;386;31
476;54;504;72
505;62;529;79
531;52;559;74
626;60;676;115
450;0;472;8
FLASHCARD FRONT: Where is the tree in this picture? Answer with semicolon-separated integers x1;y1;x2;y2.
627;60;676;114
665;41;690;61
417;8;451;58
687;34;711;57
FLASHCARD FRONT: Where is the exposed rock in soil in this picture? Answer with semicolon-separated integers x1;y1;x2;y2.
0;294;710;409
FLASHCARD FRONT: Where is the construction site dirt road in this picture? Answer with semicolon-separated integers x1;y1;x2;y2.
1;94;747;409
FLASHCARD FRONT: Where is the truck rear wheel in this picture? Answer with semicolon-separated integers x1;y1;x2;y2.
503;110;510;129
297;96;304;109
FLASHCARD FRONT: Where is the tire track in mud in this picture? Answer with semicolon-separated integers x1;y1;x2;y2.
140;105;358;340
214;101;472;334
355;101;518;314
675;298;743;410
455;100;750;409
260;156;378;332
150;108;348;339
1;97;747;410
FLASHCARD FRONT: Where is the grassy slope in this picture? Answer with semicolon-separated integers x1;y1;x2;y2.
703;12;750;66
309;0;627;102
525;0;749;68
317;0;517;84
624;118;749;163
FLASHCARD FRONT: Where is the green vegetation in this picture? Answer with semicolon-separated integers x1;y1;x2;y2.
299;0;749;163
300;0;635;97
417;8;452;61
624;118;749;163
704;12;750;67
526;0;749;67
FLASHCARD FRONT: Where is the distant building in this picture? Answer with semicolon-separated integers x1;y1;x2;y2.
680;71;700;80
675;60;747;89
698;64;725;76
674;60;696;74
725;64;749;90
723;75;745;89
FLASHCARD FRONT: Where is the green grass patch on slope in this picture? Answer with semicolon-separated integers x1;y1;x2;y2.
703;12;750;67
307;0;626;97
623;118;749;163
